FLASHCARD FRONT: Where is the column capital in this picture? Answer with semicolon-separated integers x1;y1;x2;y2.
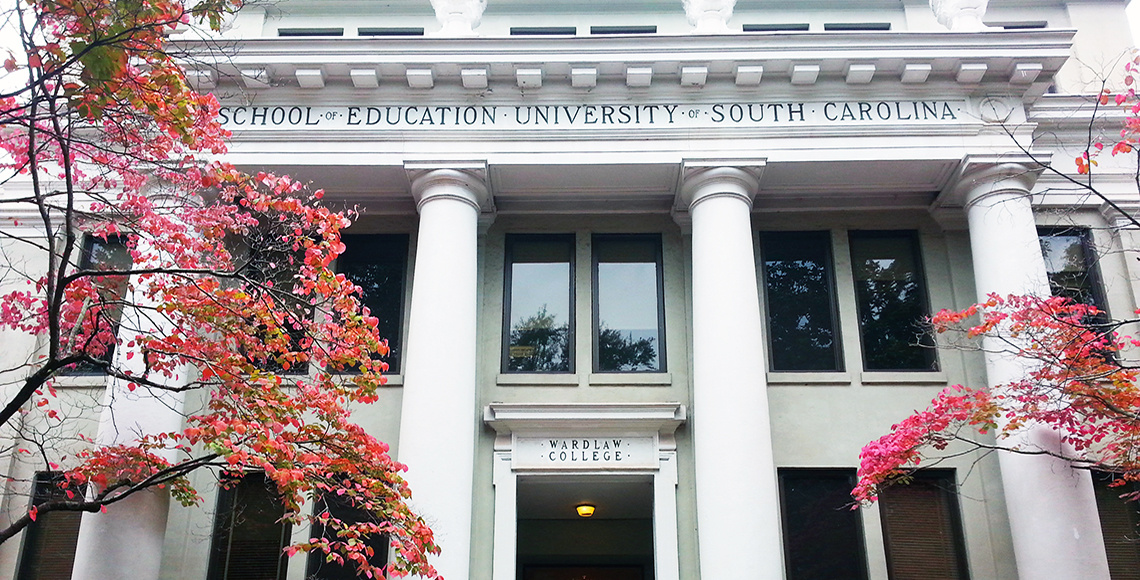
930;153;1049;229
677;159;765;210
405;161;491;213
430;0;486;36
683;0;736;34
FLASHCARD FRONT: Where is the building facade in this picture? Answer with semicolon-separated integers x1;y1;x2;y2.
4;0;1140;579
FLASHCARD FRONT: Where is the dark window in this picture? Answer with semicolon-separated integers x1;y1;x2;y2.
779;469;869;580
358;27;424;36
879;470;970;580
593;235;665;372
68;235;131;373
743;23;810;31
277;28;344;36
16;473;82;580
1039;228;1107;309
510;27;576;35
337;234;409;374
849;231;936;371
823;22;892;31
503;235;574;373
590;25;656;34
306;491;389;580
207;472;290;580
760;232;843;371
1092;472;1140;579
987;21;1047;29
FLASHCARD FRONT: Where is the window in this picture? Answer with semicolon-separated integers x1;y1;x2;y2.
510;27;576;35
277;28;344;36
743;23;810;32
207;472;291;580
16;473;82;580
503;235;574;373
1092;472;1140;579
68;235;131;373
778;469;869;580
592;235;665;372
849;231;936;371
306;492;389;580
879;470;969;580
760;232;843;371
1038;227;1106;309
590;25;656;34
358;27;424;36
337;234;409;374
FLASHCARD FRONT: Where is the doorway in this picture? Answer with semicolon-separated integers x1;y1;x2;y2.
516;476;655;580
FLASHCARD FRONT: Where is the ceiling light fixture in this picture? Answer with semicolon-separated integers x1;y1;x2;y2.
576;504;596;518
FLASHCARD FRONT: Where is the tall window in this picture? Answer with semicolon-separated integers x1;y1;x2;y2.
879;470;970;580
306;492;389;580
503;235;574;373
778;469;869;580
69;235;131;373
592;235;665;372
1038;228;1106;309
849;231;936;371
16;473;82;580
207;472;290;580
760;231;843;371
1092;472;1140;580
337;234;409;374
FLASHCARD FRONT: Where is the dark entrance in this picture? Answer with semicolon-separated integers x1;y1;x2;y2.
516;476;654;580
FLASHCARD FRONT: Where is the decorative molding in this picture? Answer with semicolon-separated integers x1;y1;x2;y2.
484;402;687;436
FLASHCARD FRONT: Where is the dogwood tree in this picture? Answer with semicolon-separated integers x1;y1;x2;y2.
0;0;437;577
855;55;1140;506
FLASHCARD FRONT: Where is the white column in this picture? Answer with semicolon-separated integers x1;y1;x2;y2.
429;0;486;36
398;167;488;580
930;0;990;31
962;163;1109;580
682;166;783;579
490;451;515;580
71;288;190;580
682;0;735;34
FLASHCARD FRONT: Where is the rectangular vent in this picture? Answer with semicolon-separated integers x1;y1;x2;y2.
278;27;344;36
359;27;426;36
590;25;656;34
987;21;1048;29
511;26;577;35
743;23;810;32
823;22;891;31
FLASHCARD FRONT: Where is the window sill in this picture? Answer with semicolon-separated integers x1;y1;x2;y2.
497;373;581;387
588;373;672;386
859;371;948;385
381;374;403;386
767;372;852;385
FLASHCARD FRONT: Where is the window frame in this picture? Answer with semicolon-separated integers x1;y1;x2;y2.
65;234;131;375
336;233;410;375
590;233;667;373
16;472;83;580
1037;226;1109;312
848;230;938;372
207;472;291;580
759;230;845;372
878;469;971;580
501;233;577;374
777;468;871;580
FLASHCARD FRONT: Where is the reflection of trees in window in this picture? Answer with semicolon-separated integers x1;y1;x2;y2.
593;235;665;372
504;235;573;372
778;469;870;580
761;232;842;371
1038;228;1106;309
849;231;936;371
338;234;409;374
507;306;571;372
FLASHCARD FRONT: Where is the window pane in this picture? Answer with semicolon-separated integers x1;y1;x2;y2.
208;472;290;580
1039;228;1104;308
879;471;969;580
761;232;842;371
338;234;409;374
307;491;389;579
779;469;869;580
1092;472;1140;580
593;235;664;372
504;235;573;372
68;236;131;373
849;231;935;371
17;473;82;580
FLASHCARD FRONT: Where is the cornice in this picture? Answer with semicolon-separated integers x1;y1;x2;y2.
178;29;1074;97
